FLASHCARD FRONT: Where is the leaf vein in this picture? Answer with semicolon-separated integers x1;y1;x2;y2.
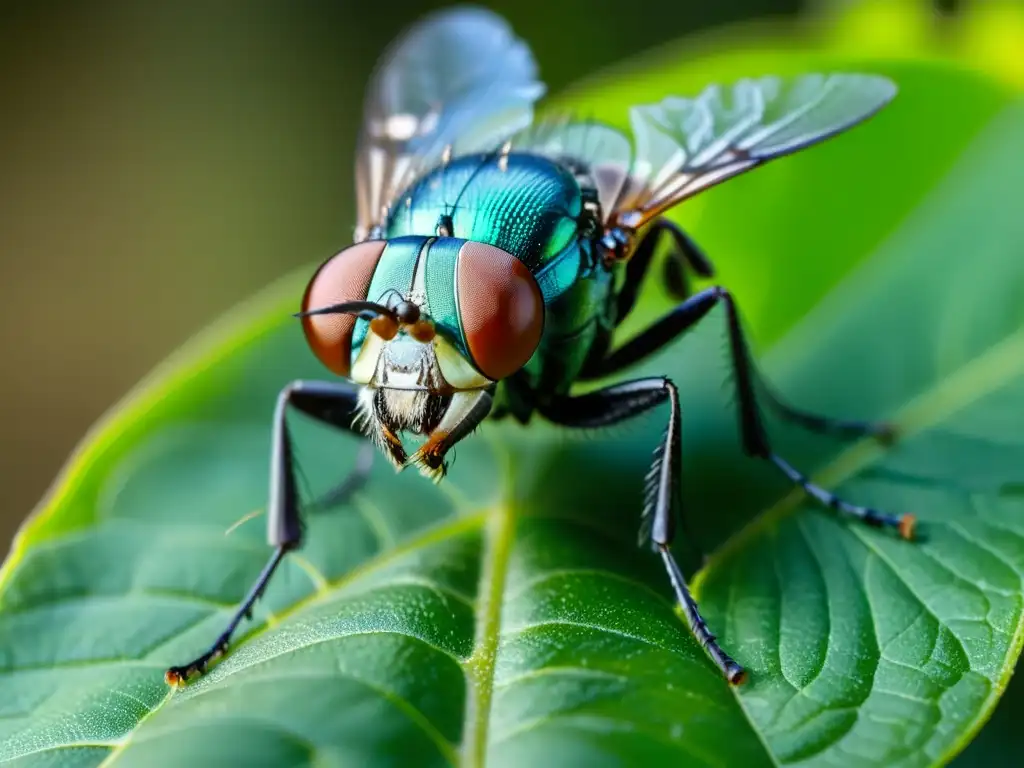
848;527;973;676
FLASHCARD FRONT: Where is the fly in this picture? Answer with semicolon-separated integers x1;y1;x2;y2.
165;7;912;688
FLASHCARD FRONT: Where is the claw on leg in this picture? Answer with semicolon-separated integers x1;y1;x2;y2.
165;636;230;687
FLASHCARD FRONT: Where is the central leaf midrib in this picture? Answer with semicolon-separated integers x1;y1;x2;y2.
460;497;516;767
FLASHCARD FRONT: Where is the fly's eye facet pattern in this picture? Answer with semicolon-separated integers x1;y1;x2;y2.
457;241;544;381
301;240;387;376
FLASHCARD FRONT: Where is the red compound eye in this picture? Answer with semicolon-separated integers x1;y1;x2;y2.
301;240;386;376
456;241;544;381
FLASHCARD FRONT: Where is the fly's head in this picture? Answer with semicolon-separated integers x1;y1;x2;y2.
299;238;544;480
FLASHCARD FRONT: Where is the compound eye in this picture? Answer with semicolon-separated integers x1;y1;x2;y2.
301;240;386;376
456;241;544;381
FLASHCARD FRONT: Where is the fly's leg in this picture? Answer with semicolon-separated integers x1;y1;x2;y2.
603;222;893;442
165;380;367;685
164;547;289;687
593;270;896;444
758;383;896;443
580;218;714;379
538;377;745;684
587;287;915;539
615;218;714;325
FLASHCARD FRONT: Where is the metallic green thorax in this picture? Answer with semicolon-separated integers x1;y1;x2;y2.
354;151;615;396
386;153;588;300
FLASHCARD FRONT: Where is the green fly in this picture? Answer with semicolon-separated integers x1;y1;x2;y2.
166;7;913;687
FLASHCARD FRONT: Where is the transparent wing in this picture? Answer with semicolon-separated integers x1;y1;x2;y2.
355;8;545;239
512;118;632;222
611;73;897;230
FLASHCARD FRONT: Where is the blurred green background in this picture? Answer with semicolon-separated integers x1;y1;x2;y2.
0;0;969;550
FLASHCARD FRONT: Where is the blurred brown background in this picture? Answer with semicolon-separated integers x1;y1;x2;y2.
0;0;965;548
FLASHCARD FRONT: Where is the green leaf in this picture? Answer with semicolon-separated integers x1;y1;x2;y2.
2;18;1023;768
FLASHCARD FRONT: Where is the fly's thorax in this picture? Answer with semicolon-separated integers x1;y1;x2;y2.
301;235;546;394
386;152;588;302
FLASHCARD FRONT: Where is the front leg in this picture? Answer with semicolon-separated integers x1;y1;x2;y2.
412;389;494;480
165;379;368;685
539;377;745;685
